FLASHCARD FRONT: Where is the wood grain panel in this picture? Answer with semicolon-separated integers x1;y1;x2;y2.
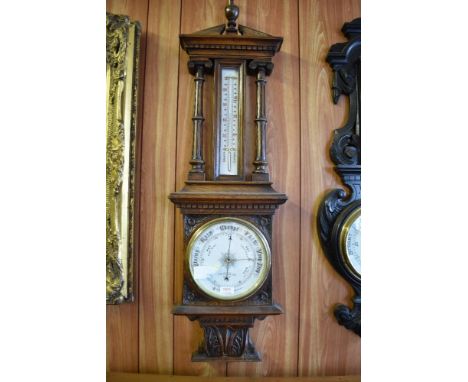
106;0;149;373
138;0;181;374
298;0;361;376
107;304;140;372
226;0;301;377
172;0;227;377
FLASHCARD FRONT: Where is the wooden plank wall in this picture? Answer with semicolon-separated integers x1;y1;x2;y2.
106;0;361;377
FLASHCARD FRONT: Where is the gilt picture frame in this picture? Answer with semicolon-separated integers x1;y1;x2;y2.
106;13;141;304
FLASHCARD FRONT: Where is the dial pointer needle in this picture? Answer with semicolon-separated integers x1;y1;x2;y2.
225;234;232;281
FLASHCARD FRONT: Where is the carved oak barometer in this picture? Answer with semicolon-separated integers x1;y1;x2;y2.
317;18;361;336
170;1;286;361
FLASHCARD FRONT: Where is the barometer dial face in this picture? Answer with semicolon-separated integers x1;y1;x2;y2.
340;207;361;277
218;67;240;176
187;217;270;301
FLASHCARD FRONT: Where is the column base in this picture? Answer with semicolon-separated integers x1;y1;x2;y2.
252;172;270;181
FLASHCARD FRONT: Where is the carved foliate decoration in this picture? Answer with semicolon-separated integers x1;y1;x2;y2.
202;326;248;357
327;18;361;167
335;296;361;335
191;316;262;361
317;18;361;336
184;215;209;241
106;13;141;304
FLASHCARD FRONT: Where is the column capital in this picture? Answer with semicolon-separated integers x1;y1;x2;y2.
247;60;274;76
188;59;213;75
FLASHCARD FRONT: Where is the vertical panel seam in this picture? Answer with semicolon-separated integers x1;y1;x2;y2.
138;0;151;373
296;0;302;377
172;0;183;375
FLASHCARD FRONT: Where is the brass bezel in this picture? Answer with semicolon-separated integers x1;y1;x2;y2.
339;206;361;279
186;217;271;301
213;60;245;180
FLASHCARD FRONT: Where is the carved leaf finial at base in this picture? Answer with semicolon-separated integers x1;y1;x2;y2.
193;318;262;361
334;302;361;336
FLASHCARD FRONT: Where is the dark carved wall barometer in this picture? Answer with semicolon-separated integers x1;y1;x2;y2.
317;18;361;336
170;1;286;361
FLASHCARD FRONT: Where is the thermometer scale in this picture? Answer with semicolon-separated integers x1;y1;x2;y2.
218;67;240;176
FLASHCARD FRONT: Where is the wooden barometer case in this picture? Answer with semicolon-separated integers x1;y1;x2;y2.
317;18;361;336
169;1;286;362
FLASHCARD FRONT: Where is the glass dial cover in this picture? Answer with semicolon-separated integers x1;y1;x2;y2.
187;218;271;301
340;208;361;277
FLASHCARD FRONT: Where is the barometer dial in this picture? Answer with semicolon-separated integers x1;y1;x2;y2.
187;217;270;301
218;67;240;176
340;207;361;277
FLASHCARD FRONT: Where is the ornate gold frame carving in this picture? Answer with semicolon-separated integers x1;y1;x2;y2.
106;13;141;304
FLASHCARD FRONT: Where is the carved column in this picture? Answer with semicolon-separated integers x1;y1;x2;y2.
188;60;212;180
248;61;273;181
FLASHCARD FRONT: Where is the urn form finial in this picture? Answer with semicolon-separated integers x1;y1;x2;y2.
225;0;239;33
